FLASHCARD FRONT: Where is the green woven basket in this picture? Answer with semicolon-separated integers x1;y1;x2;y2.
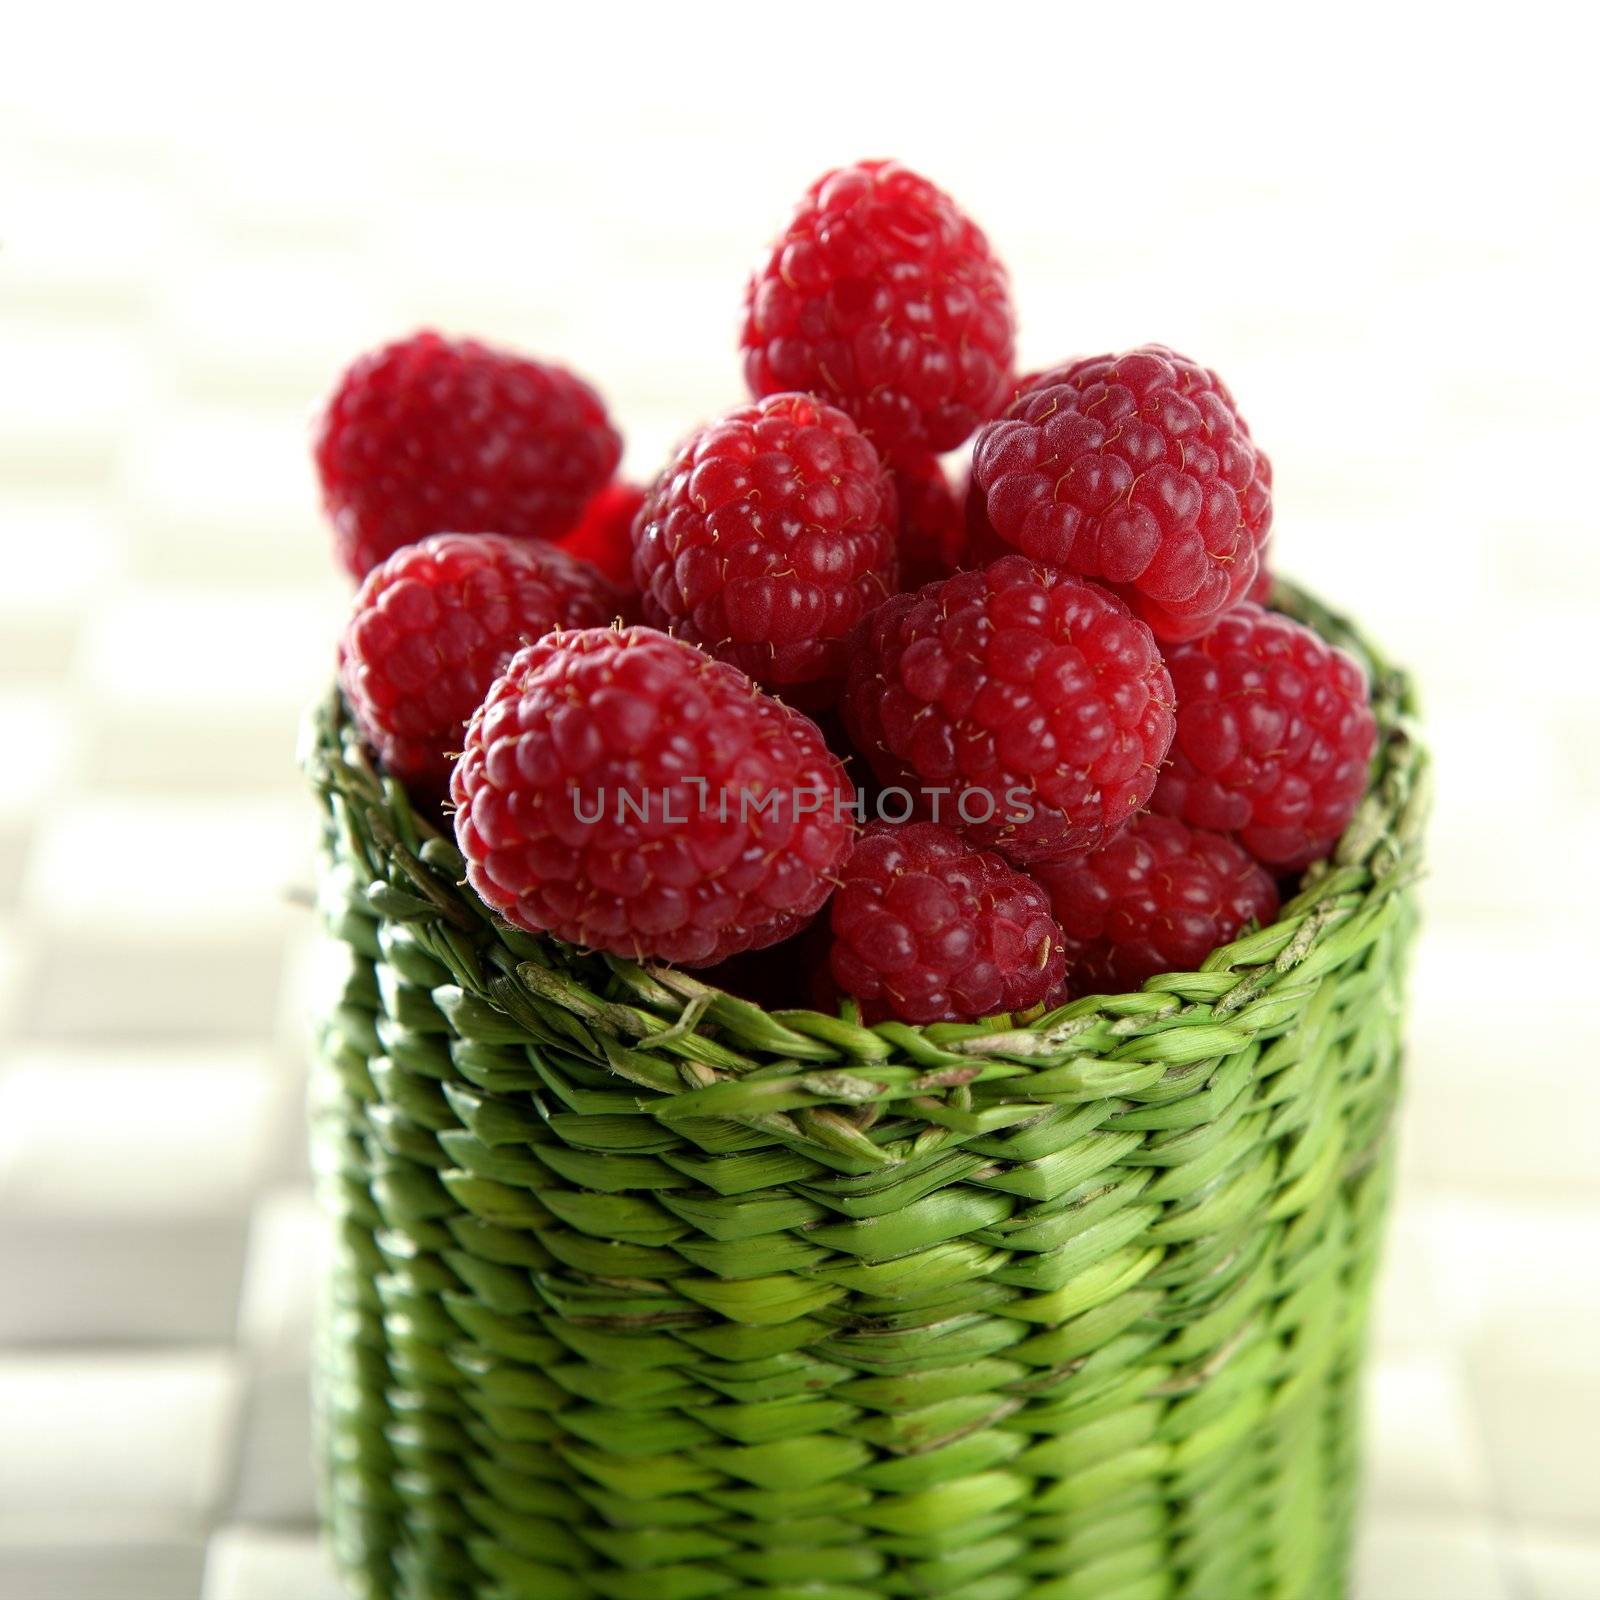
302;579;1426;1600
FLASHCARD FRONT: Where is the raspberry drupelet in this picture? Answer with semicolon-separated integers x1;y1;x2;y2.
450;627;857;967
1032;812;1279;993
829;822;1067;1024
631;392;898;702
967;345;1272;641
741;160;1015;464
338;533;625;790
1153;603;1378;871
316;331;622;578
841;556;1176;865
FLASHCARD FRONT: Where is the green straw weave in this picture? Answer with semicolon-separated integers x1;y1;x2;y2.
302;580;1426;1600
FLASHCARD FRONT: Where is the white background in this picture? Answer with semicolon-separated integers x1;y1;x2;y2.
3;5;1598;1597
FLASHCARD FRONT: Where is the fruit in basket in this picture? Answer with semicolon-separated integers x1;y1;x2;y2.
631;392;897;701
1032;812;1279;992
316;331;622;577
740;160;1015;464
309;156;1391;1006
1153;602;1378;870
304;148;1421;1600
450;627;856;966
338;533;625;790
967;345;1271;641
829;821;1066;1023
841;555;1176;865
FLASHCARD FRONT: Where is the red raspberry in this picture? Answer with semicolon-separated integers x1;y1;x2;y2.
968;345;1272;641
829;822;1067;1024
631;392;898;701
338;533;624;789
841;556;1176;865
1153;603;1378;870
315;331;622;578
1246;549;1274;605
893;454;967;591
1033;813;1279;993
740;161;1015;464
558;481;646;588
451;627;856;967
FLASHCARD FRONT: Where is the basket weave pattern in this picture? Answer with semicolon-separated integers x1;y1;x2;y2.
304;584;1425;1600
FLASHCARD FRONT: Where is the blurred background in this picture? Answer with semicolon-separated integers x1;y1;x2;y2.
2;5;1597;1597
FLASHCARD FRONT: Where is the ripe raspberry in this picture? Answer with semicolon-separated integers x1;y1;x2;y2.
741;161;1015;464
968;345;1272;641
451;628;856;967
842;556;1176;865
631;392;898;701
829;822;1067;1024
338;533;624;789
1152;603;1378;870
1032;813;1279;993
559;481;646;588
316;331;622;578
1246;549;1274;606
893;454;967;591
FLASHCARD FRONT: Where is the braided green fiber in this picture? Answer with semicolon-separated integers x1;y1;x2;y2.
303;580;1425;1600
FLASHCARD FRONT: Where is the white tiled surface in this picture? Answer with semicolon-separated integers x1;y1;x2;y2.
0;1352;241;1518
3;14;1597;1598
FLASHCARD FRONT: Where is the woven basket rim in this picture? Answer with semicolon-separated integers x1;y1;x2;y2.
302;577;1427;1131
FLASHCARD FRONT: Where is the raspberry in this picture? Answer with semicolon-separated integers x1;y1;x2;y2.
1246;549;1273;605
967;345;1272;641
1032;813;1279;993
559;481;646;587
741;160;1015;464
829;822;1067;1024
1152;603;1378;870
841;556;1175;865
338;533;624;789
316;331;622;578
893;454;967;591
451;627;856;966
631;392;898;701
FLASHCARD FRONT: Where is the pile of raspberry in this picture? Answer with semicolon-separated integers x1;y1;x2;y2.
316;159;1379;1025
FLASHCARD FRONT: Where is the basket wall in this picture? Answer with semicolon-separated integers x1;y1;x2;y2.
303;585;1426;1600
